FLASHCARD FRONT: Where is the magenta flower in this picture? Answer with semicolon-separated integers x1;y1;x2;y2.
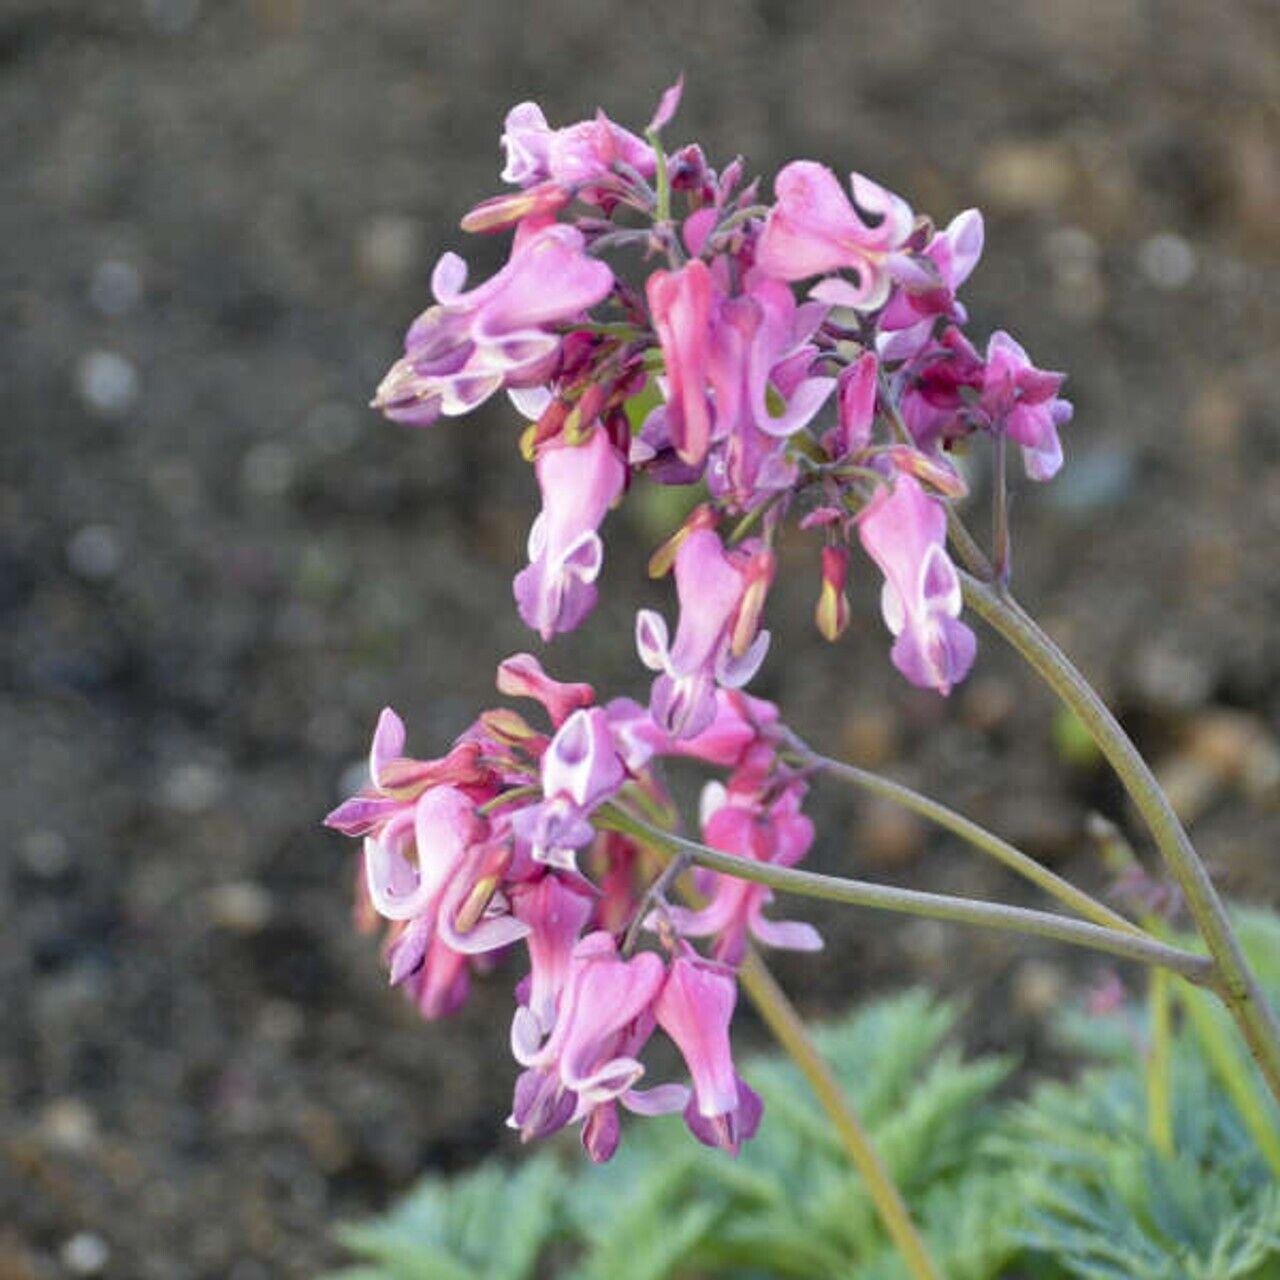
895;325;985;456
515;706;627;868
978;331;1071;481
636;530;774;739
826;350;878;461
496;652;596;730
880;208;985;361
666;781;821;966
513;424;626;640
510;932;687;1161
363;786;528;950
373;224;613;428
654;950;762;1154
323;707;491;838
756;161;914;309
646;259;716;468
858;472;976;695
510;872;597;1036
500;102;655;190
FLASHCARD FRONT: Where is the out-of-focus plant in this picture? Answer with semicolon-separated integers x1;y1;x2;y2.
323;80;1280;1276
328;918;1280;1279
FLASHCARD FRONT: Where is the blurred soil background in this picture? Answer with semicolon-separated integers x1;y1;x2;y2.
3;0;1279;1275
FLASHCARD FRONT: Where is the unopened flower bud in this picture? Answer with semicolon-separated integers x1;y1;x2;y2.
647;503;718;579
814;545;851;642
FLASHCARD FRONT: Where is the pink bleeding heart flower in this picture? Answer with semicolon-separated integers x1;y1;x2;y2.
513;423;626;640
510;932;687;1161
665;780;821;966
373;223;613;428
825;350;878;461
756;160;914;310
515;707;628;868
857;472;976;695
646;259;716;469
894;325;985;456
324;707;493;838
880;208;985;361
978;331;1071;481
497;653;596;729
500;102;655;190
363;785;528;951
654;949;762;1155
636;530;774;740
510;872;598;1037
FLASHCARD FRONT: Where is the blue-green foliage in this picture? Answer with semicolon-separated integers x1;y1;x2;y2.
330;913;1280;1280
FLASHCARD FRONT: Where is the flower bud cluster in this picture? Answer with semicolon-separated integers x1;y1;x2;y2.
333;79;1073;1160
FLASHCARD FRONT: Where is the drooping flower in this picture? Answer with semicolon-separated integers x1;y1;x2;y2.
880;208;985;361
510;932;687;1161
654;949;762;1154
858;471;976;694
510;872;598;1036
978;331;1071;481
373;223;613;428
323;707;494;838
665;779;821;966
646;259;716;469
636;529;774;739
756;161;914;310
497;652;596;729
514;706;628;868
513;423;627;640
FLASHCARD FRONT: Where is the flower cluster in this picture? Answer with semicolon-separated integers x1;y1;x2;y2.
332;80;1072;1161
327;656;805;1159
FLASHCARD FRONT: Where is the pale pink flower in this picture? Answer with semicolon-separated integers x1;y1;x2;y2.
513;424;626;640
654;951;762;1154
373;224;613;428
665;781;821;966
636;530;774;739
979;330;1070;481
510;932;687;1161
756;161;914;310
500;102;655;189
857;472;976;695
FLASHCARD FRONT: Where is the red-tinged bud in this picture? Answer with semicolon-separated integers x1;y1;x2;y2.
480;707;540;747
647;503;718;579
459;182;570;234
562;382;607;445
519;398;570;461
881;445;968;498
730;549;775;659
815;545;851;642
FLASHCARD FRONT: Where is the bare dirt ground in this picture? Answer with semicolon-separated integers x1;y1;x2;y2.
2;1;1278;1275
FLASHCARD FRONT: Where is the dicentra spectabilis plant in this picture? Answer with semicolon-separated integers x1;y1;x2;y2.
327;80;1280;1277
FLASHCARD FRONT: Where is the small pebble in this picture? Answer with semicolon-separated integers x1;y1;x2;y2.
1138;232;1196;291
204;881;273;933
89;260;142;317
160;762;226;814
40;1098;99;1155
67;524;123;581
20;829;72;878
356;214;424;286
1013;959;1067;1018
241;442;294;499
76;350;138;416
61;1233;110;1276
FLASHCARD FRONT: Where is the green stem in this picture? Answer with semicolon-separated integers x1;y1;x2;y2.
646;128;671;224
738;950;941;1280
959;570;1280;1102
788;741;1143;937
1147;969;1174;1157
595;805;1215;985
